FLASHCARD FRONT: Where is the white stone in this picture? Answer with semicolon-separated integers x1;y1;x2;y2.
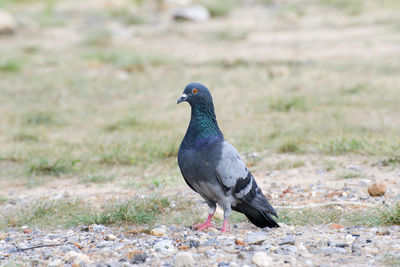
298;244;308;253
245;231;268;245
174;252;195;267
150;225;167;236
164;0;192;6
252;252;273;267
154;239;176;255
48;259;63;267
0;10;16;34
91;224;106;233
345;234;355;241
64;251;94;264
105;234;117;241
173;5;210;22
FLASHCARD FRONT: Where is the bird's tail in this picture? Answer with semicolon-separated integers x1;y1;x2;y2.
233;202;279;228
233;176;279;228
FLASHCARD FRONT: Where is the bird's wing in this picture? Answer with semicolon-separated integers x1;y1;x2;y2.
215;141;277;217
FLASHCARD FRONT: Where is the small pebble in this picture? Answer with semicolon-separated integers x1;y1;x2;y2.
318;247;347;255
279;235;295;245
23;228;33;234
154;239;176;255
252;252;273;267
174;252;195;267
64;250;94;264
91;224;106;233
105;234;117;241
150;225;167;237
352;242;362;255
130;253;148;264
47;259;63;267
188;239;200;248
376;230;390;236
245;232;268;245
368;182;386;197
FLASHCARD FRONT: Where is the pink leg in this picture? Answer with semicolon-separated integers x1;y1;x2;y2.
220;218;229;232
192;213;213;231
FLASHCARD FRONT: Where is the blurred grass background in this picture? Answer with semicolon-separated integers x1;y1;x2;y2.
0;0;399;228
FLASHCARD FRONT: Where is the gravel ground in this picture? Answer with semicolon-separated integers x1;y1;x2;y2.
1;156;400;266
1;222;399;266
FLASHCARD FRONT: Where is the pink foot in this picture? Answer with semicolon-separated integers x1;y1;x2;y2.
192;214;213;231
220;218;229;232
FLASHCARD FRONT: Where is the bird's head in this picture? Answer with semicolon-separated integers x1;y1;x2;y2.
177;83;213;106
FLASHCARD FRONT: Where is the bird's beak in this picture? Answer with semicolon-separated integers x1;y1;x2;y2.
177;93;187;104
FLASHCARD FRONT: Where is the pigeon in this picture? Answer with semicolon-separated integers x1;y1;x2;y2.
177;83;279;232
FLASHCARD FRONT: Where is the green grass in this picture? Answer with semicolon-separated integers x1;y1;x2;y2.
0;59;22;72
0;0;400;235
83;30;112;47
28;158;76;176
278;139;301;153
269;96;308;112
103;115;141;132
140;137;179;161
22;111;56;126
93;135;178;167
12;132;40;142
131;0;145;7
75;197;170;226
80;174;115;184
0;196;7;204
379;156;400;166
341;83;367;95
339;171;363;179
321;137;367;155
379;203;400;226
1;197;399;230
172;202;400;227
318;0;364;15
203;0;237;17
97;144;137;166
273;159;305;170
277;204;400;226
1;199;86;229
324;160;335;172
0;197;170;230
108;9;146;25
256;0;275;5
230;212;247;224
84;50;177;72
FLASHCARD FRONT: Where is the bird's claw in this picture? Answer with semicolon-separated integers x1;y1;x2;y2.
220;218;229;232
192;213;214;231
220;227;229;232
192;221;212;231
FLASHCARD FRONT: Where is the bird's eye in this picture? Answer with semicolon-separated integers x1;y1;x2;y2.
192;88;198;94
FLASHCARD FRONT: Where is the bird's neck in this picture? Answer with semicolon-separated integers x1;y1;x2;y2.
185;103;223;142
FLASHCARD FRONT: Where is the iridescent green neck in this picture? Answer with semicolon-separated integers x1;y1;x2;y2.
187;102;223;139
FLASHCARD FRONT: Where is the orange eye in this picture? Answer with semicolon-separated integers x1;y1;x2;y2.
192;88;198;94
